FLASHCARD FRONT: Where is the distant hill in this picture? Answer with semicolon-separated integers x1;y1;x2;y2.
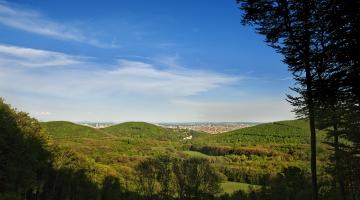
102;121;191;140
41;121;108;139
39;119;330;194
42;121;205;141
194;119;325;145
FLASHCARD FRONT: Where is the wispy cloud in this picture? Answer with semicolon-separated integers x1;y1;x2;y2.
0;45;293;122
0;44;85;67
154;55;182;68
0;1;119;48
0;44;237;99
111;59;237;96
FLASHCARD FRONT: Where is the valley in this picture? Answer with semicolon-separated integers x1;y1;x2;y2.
41;119;330;195
158;122;257;134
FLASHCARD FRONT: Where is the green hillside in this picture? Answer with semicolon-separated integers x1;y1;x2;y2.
194;119;325;145
42;121;107;139
40;119;330;195
190;119;329;161
103;121;190;140
187;119;330;186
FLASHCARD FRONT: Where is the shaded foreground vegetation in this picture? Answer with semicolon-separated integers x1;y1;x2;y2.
1;99;360;200
236;0;360;199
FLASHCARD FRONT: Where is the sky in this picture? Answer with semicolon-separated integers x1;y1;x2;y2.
0;0;295;123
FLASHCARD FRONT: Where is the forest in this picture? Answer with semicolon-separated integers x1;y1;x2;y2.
0;98;345;200
1;0;360;200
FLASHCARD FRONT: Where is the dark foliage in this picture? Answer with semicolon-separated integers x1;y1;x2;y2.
136;156;222;200
237;0;360;199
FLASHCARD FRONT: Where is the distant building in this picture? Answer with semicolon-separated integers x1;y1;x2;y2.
183;135;192;140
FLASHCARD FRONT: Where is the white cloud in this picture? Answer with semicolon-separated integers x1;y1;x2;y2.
0;1;118;48
0;44;84;67
0;45;243;121
0;44;237;99
0;44;294;122
110;59;238;96
0;44;295;122
155;55;182;68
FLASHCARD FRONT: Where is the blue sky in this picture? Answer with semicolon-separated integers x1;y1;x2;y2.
0;0;295;122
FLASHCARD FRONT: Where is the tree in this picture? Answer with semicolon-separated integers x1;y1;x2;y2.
266;167;312;200
39;147;101;200
173;157;222;200
136;158;157;199
237;1;360;199
302;1;360;198
1;98;127;200
101;176;123;200
237;1;322;199
136;156;222;200
0;98;51;199
136;155;177;199
219;167;311;200
153;155;176;199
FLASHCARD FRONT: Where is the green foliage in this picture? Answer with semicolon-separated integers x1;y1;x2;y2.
136;158;158;197
182;150;209;158
195;120;324;145
237;1;360;199
220;181;260;195
103;122;190;141
186;120;330;186
0;99;51;199
174;157;222;200
264;167;312;200
217;167;312;200
40;118;331;190
0;99;126;199
154;156;177;198
136;156;222;200
0;99;338;199
42;121;108;139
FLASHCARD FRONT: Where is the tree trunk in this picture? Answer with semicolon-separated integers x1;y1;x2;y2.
304;46;317;199
304;28;318;200
333;123;347;200
307;95;318;200
303;1;318;198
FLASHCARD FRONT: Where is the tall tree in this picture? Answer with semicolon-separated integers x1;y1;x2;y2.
238;1;360;199
329;1;360;198
288;1;349;198
237;1;321;199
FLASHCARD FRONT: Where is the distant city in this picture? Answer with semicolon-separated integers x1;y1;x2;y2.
78;121;260;134
157;122;259;134
79;122;115;129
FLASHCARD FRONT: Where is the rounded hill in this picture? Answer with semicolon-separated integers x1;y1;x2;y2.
193;120;324;145
42;121;107;139
103;122;192;140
